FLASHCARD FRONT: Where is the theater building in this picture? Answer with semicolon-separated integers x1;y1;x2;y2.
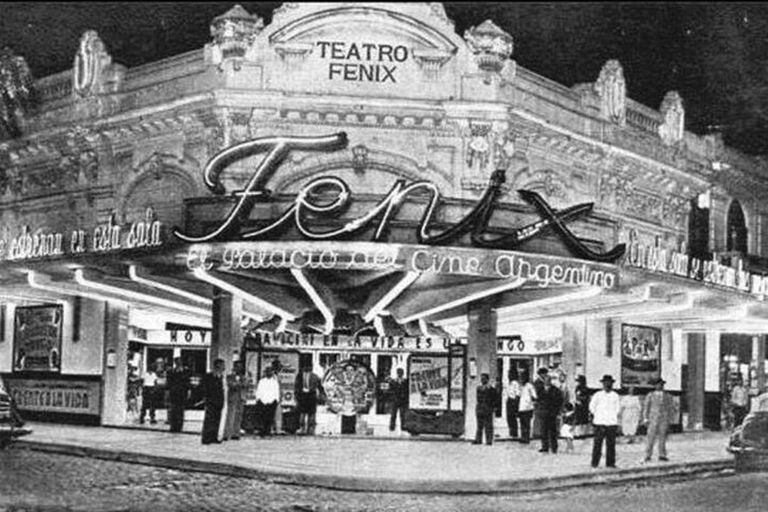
1;2;767;436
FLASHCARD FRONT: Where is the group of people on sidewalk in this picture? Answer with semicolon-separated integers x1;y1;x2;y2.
201;359;325;445
473;368;675;468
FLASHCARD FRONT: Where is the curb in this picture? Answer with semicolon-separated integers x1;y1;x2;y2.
15;439;735;494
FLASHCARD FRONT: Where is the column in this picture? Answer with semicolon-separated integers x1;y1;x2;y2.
685;332;706;431
211;288;243;373
464;299;498;440
755;335;766;394
101;303;129;426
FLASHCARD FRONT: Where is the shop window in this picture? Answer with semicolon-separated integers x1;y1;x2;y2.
726;200;748;253
319;353;340;378
349;353;372;369
298;352;313;371
688;198;710;259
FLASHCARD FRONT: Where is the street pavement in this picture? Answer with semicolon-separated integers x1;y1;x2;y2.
0;448;764;512
13;422;734;494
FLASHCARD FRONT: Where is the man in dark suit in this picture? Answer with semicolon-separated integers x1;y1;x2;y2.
388;368;409;432
294;362;324;435
167;357;190;433
473;373;499;445
538;375;564;453
201;358;226;445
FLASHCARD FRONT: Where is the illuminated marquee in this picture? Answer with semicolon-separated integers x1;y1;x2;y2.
0;208;163;263
173;133;625;264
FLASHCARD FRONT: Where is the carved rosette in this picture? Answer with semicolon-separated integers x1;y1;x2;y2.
658;91;685;145
595;60;626;126
464;20;513;73
209;5;264;68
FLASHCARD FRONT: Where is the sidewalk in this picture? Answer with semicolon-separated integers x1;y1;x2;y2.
16;423;735;494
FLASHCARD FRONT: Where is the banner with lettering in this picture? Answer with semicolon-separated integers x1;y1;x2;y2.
620;324;661;388
13;305;63;372
6;378;101;415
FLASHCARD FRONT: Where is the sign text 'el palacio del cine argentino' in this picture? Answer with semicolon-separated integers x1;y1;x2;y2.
1;2;768;436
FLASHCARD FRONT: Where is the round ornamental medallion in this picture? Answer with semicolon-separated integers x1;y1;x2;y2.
321;360;375;415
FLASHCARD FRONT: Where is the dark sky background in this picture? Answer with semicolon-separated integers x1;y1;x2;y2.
2;2;768;155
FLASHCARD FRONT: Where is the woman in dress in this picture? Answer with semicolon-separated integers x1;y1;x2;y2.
619;385;642;444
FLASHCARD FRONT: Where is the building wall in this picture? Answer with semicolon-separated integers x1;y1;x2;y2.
61;298;105;376
0;303;14;373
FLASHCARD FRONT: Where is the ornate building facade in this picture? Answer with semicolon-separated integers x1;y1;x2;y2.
0;3;766;435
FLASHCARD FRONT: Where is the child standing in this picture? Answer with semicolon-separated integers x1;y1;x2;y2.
561;402;576;453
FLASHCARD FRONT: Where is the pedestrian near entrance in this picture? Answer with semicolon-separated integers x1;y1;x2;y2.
643;378;673;462
619;386;641;444
473;373;498;445
256;367;280;437
538;375;564;454
589;374;620;468
730;378;750;428
224;361;246;440
503;367;521;439
295;363;324;435
139;363;158;425
518;371;537;443
167;357;190;433
201;359;226;445
387;368;408;432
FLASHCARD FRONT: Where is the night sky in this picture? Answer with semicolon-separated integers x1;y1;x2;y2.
2;2;767;155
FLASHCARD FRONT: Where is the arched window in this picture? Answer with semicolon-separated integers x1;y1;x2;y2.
688;198;710;258
726;200;748;253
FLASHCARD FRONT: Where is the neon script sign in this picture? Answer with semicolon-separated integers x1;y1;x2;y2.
173;133;625;263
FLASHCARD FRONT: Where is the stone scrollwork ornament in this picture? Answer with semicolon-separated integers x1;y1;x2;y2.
208;4;264;69
595;59;626;126
0;47;34;139
72;30;112;98
658;91;685;145
466;123;491;171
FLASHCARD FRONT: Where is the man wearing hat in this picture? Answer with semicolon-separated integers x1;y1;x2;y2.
589;374;620;468
473;373;499;445
643;377;673;462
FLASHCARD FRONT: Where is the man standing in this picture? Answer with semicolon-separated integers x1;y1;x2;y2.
201;358;226;445
730;377;750;428
167;357;190;433
643;377;673;462
295;362;324;435
538;375;564;453
139;362;158;425
256;367;280;437
589;374;620;468
504;367;521;439
533;367;549;439
473;373;498;445
388;368;409;432
224;360;246;441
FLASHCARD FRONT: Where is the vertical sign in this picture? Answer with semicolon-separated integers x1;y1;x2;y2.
13;305;63;372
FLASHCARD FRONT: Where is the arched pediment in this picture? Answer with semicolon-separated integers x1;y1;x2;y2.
262;3;467;96
116;152;202;226
269;4;460;54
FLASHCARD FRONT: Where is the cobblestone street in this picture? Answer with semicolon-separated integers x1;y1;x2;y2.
1;448;766;512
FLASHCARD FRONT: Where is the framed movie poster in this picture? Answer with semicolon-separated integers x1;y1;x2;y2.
621;323;661;388
13;305;63;373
